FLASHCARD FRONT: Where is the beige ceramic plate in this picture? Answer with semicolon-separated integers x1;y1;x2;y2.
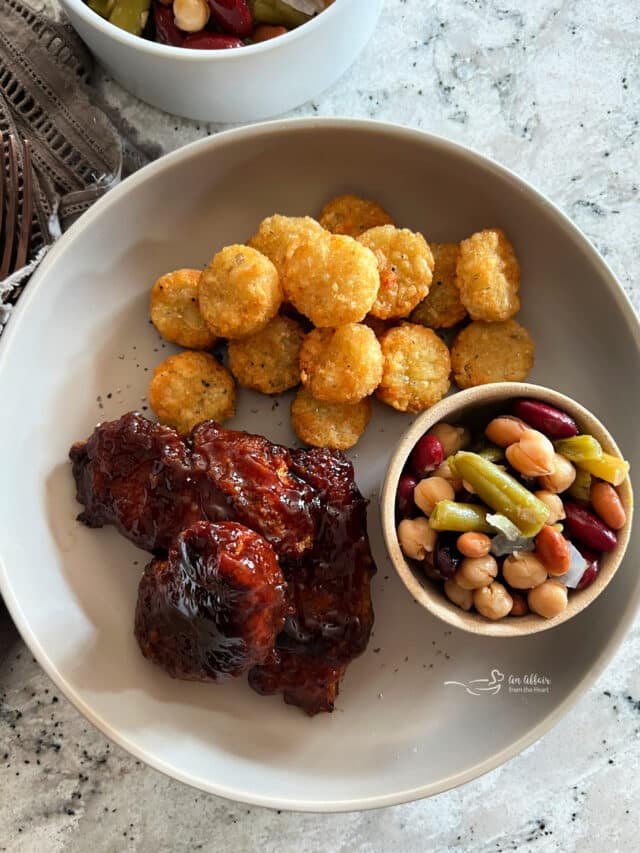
0;120;638;811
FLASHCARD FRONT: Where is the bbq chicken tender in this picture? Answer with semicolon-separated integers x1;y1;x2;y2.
299;324;383;404
199;244;282;339
357;225;434;320
451;319;535;388
456;228;521;321
150;269;217;349
291;387;371;450
377;323;451;413
135;522;286;681
149;350;236;435
248;215;325;279
319;193;394;237
283;233;379;327
228;315;305;395
410;242;467;329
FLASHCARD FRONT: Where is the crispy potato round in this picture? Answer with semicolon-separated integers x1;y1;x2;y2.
149;351;236;435
376;323;451;413
456;228;521;322
357;225;434;320
248;215;325;279
199;244;282;339
150;269;217;349
227;315;305;395
283;233;379;327
299;324;383;404
451;319;535;388
290;387;371;450
319;194;394;237
410;243;467;329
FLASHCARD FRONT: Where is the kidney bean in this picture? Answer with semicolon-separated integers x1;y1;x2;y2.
590;481;627;530
207;0;253;37
252;23;287;41
154;4;185;45
575;543;600;589
563;500;617;552
433;533;462;580
182;31;244;48
396;473;418;519
535;525;571;575
512;399;578;439
409;434;444;477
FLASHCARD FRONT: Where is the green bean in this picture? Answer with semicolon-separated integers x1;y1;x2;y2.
88;0;116;18
568;468;592;502
576;452;630;487
249;0;310;27
555;434;603;463
428;500;493;533
109;0;151;35
449;451;550;537
476;443;505;463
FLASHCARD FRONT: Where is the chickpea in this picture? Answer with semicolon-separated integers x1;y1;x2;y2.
509;592;529;616
502;551;548;589
473;582;513;620
397;517;437;561
528;579;568;619
457;531;492;558
432;459;463;492
414;476;455;516
429;422;470;457
173;0;209;31
444;579;474;611
538;453;576;493
505;428;555;477
454;554;498;590
485;415;528;447
590;481;627;530
534;490;566;525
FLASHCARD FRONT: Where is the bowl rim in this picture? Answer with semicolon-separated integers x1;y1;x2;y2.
1;118;640;812
380;382;634;638
60;0;349;60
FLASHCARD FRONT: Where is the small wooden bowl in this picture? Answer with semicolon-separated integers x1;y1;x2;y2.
380;382;634;637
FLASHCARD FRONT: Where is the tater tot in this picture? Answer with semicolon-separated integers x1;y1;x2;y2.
227;315;305;395
150;269;217;349
291;387;371;450
376;323;451;413
410;243;467;329
199;244;282;339
450;319;534;388
319;194;394;237
456;228;520;321
283;233;379;327
357;226;434;320
299;324;383;404
248;215;325;279
149;351;236;435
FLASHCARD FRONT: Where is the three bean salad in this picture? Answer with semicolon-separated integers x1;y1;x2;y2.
396;399;630;622
86;0;332;47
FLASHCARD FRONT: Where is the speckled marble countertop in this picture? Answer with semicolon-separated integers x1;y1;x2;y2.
2;0;639;850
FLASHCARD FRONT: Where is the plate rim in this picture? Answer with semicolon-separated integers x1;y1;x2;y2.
1;117;639;812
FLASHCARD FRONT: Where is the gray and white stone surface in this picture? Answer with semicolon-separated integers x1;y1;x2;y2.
1;0;639;850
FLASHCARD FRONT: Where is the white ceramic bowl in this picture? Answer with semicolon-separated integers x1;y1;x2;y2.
59;0;383;122
1;120;639;811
